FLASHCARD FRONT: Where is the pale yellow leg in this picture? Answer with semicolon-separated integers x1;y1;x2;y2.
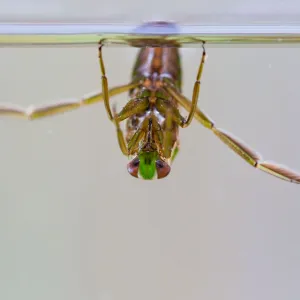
0;82;139;120
98;43;112;120
112;104;128;156
112;105;151;157
127;117;150;155
163;107;174;159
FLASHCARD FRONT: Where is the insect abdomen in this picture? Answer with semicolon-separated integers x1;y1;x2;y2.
132;47;182;90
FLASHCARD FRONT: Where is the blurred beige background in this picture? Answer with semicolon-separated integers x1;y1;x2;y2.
1;1;300;300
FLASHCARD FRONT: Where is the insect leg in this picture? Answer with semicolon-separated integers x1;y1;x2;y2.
184;43;206;127
98;43;112;120
112;105;128;156
163;83;213;129
154;99;181;159
155;98;185;127
163;43;206;128
152;116;164;155
115;97;149;123
165;87;300;184
127;117;150;155
0;82;139;120
112;98;149;156
163;107;174;159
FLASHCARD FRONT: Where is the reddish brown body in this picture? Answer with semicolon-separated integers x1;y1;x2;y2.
124;47;182;162
132;47;182;88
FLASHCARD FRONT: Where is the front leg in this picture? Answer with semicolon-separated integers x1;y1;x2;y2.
112;97;149;156
112;105;128;156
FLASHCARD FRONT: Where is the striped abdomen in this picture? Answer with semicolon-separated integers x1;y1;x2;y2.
132;47;182;91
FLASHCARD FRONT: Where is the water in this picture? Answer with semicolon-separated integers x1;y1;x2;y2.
1;19;300;300
1;22;300;46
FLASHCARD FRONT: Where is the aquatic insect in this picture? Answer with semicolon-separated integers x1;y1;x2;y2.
0;21;299;182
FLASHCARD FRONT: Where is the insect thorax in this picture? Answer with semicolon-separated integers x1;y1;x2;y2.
125;88;179;160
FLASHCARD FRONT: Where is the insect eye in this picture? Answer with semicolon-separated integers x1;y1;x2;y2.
156;160;164;169
156;160;171;179
132;158;139;167
127;157;140;178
